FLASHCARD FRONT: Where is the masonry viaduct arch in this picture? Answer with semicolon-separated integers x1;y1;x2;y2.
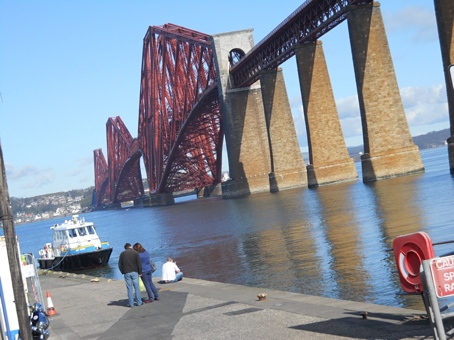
211;1;434;198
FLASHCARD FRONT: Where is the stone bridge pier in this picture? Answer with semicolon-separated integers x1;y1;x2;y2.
211;30;307;198
295;40;358;187
211;1;429;198
347;2;424;181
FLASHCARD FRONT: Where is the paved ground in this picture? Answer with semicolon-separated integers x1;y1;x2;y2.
30;270;454;339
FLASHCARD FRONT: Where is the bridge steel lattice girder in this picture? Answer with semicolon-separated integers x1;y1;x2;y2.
230;0;374;87
159;85;223;193
106;116;144;204
93;148;110;207
138;23;222;195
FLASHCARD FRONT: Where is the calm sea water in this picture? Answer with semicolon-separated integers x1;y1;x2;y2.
3;146;454;310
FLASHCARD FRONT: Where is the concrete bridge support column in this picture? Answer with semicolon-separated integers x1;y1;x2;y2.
434;0;454;173
211;30;272;198
197;184;222;198
348;2;424;182
295;41;358;187
259;68;307;191
142;193;175;207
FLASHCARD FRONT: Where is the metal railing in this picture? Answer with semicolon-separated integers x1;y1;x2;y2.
21;253;45;307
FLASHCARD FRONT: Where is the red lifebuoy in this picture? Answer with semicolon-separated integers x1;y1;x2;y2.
393;231;434;293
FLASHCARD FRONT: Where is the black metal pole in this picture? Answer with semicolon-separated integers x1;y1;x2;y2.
0;142;32;339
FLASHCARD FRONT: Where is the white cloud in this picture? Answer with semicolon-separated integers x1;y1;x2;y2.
28;172;55;189
66;157;92;177
67;168;84;177
401;84;449;126
290;98;306;136
4;162;56;197
336;95;360;119
78;156;93;167
340;116;363;140
5;163;50;180
290;82;449;151
384;6;438;43
334;84;449;141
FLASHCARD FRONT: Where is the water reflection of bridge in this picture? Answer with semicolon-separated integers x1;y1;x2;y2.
93;0;454;208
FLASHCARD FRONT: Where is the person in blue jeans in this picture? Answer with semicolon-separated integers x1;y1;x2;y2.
118;243;143;307
133;242;159;302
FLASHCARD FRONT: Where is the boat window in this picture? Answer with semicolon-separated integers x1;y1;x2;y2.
78;227;87;236
87;226;96;235
68;229;78;238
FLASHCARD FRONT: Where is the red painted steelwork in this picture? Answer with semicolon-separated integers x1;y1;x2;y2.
96;0;372;202
93;148;110;207
230;0;374;87
138;23;222;194
106;116;144;203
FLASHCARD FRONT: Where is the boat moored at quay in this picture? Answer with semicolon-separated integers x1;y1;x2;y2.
37;215;113;271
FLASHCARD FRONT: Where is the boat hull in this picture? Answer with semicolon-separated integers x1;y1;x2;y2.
37;247;113;271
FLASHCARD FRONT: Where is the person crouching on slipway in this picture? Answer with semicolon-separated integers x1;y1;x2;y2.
162;257;183;283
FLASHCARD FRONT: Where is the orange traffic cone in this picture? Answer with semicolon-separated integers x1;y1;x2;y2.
46;291;57;316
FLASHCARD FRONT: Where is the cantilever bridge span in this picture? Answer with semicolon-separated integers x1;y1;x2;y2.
93;117;144;207
94;0;454;207
94;24;223;207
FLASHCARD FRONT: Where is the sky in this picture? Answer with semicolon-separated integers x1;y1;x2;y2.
0;0;450;198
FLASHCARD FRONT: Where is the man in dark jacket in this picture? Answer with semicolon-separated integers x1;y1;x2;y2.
118;243;143;307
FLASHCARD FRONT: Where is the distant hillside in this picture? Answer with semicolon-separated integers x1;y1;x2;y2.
412;128;450;149
346;128;450;162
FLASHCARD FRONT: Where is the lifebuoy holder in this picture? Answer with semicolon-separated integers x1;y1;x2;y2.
393;231;434;293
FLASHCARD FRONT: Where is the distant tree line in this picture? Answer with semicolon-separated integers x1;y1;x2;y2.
10;188;94;216
412;128;450;149
348;128;450;162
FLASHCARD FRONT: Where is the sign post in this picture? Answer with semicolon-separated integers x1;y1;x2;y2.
430;255;454;298
422;260;446;340
421;255;454;340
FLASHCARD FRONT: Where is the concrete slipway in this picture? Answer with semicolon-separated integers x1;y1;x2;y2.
33;270;454;339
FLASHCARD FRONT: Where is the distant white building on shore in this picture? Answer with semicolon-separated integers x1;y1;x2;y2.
222;172;230;182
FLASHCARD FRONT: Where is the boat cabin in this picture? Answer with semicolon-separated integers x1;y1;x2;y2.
39;215;103;258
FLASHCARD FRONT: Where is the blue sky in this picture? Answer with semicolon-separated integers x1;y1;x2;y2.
0;0;449;198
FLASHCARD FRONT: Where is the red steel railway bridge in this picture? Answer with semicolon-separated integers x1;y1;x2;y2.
93;0;454;207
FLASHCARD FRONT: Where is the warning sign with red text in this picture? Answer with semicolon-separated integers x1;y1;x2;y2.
430;255;454;298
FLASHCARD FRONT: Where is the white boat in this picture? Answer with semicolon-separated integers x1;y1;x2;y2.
37;215;113;271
